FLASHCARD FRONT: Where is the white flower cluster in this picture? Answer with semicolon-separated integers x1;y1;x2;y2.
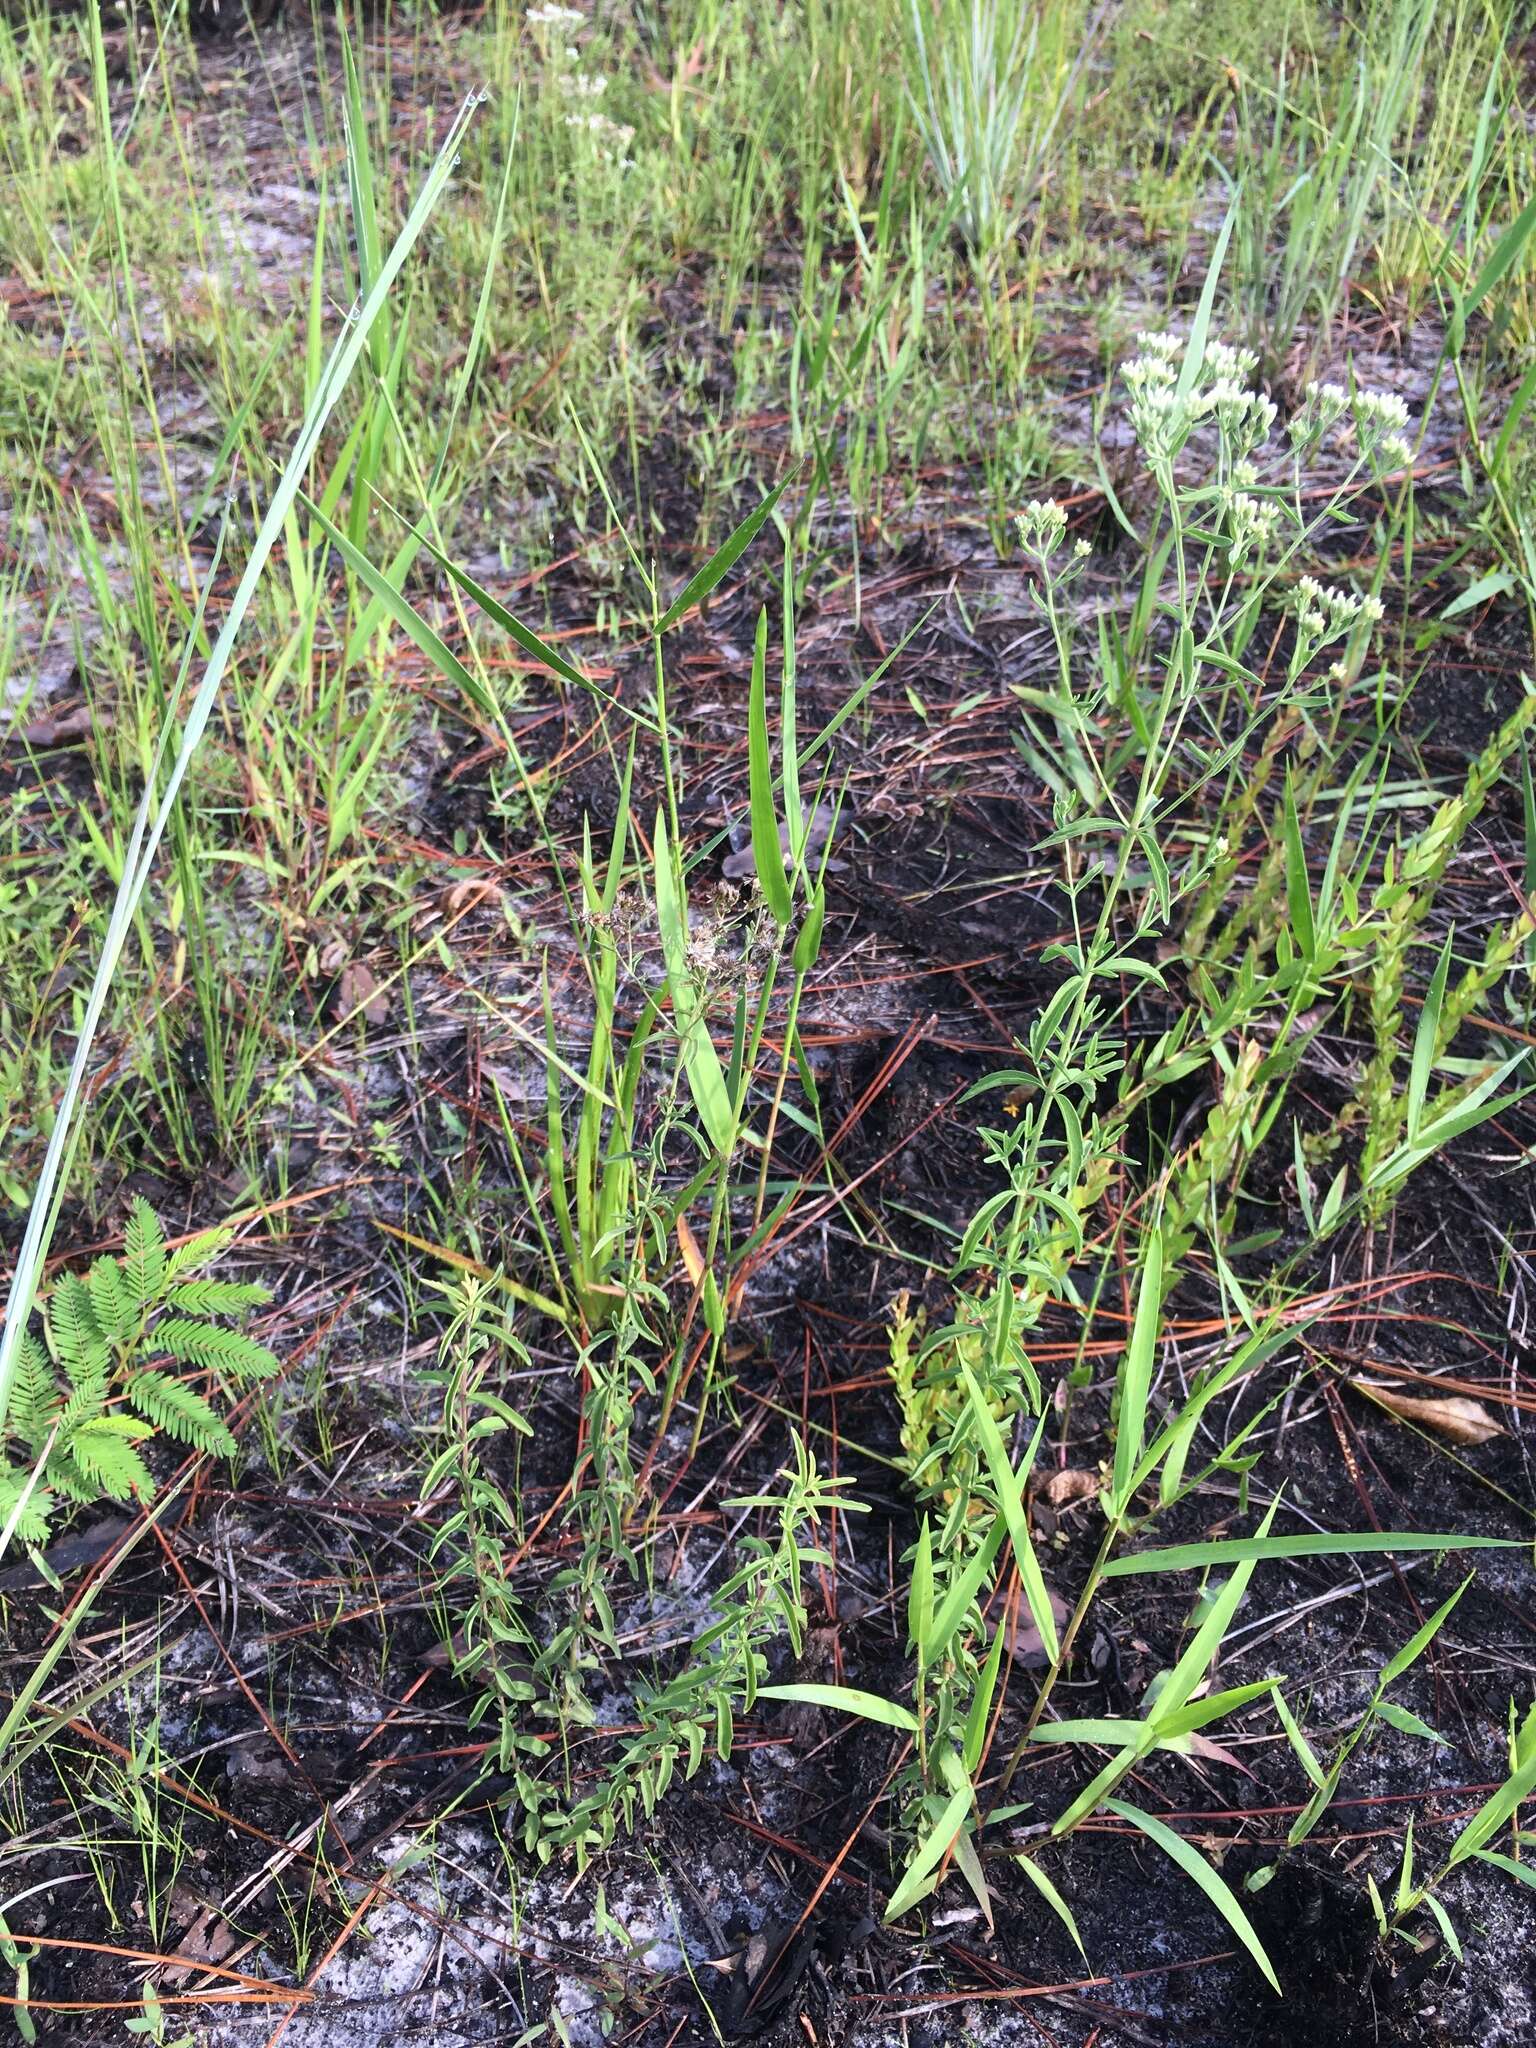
1122;333;1186;459
1016;497;1068;551
1222;488;1283;564
563;108;636;158
525;3;635;165
1292;575;1384;648
1205;377;1278;458
1288;379;1411;472
1015;498;1092;562
1204;340;1259;383
1121;332;1276;462
1352;387;1412;472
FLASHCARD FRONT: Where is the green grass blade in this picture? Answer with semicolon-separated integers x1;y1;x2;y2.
1152;1499;1279;1724
757;1683;918;1732
1012;1852;1086;1959
1379;1576;1469;1690
1446;1707;1536;1869
304;500;507;736
748;606;792;925
1407;929;1454;1139
1107;1798;1280;1993
1452;192;1536;353
1109;1228;1163;1516
653;812;736;1154
656;468;798;633
1174;191;1239;403
922;1514;1007;1666
0;91;479;1447
1103;1532;1516;1576
959;1364;1057;1663
884;1781;972;1921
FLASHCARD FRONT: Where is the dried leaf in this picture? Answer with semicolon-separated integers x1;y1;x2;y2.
15;704;102;747
442;877;503;919
159;1904;242;1987
337;961;389;1027
1359;1384;1505;1445
1036;1468;1099;1510
676;1213;706;1289
988;1584;1070;1670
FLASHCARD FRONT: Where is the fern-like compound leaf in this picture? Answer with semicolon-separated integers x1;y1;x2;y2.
123;1196;167;1307
49;1274;109;1387
154;1317;280;1381
127;1371;238;1456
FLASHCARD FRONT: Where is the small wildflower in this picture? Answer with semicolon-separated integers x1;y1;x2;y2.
1224;489;1282;563
1133;330;1182;363
525;3;584;24
1289;380;1349;452
1203;340;1259;384
1292;576;1382;650
1016;498;1070;554
1351;388;1414;474
1201;377;1276;457
1354;388;1409;435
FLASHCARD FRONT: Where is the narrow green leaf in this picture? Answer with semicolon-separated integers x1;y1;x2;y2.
1374;1702;1448;1745
1273;1689;1325;1789
1282;770;1315;961
1453;192;1536;351
748;607;793;924
657;469;798;632
1103;1532;1515;1577
1472;1847;1536;1891
1174;193;1239;404
1407;929;1454;1140
1378;1576;1469;1689
1107;1798;1280;1993
1110;1228;1163;1514
792;884;826;974
1013;1853;1086;1959
908;1518;934;1659
757;1683;918;1732
923;1514;1007;1667
1152;1499;1279;1726
305;501;505;733
653;812;736;1154
884;1781;973;1921
962;1613;1010;1774
1446;1709;1536;1869
959;1365;1057;1663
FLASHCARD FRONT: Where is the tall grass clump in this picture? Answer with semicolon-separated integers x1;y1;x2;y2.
903;0;1089;268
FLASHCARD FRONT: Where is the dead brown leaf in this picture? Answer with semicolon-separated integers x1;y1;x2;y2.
337;961;389;1027
14;704;102;747
159;1902;242;1986
1358;1384;1505;1445
1036;1468;1099;1510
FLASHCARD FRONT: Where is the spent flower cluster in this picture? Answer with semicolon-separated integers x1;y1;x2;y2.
1289;378;1413;473
1221;488;1283;565
525;2;636;165
1291;574;1384;661
1121;331;1275;465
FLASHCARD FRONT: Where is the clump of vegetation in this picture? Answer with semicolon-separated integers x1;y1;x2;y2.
1;0;1535;2038
1;1201;276;1544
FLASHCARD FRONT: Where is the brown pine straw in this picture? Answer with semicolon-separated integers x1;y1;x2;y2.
0;1935;310;2006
